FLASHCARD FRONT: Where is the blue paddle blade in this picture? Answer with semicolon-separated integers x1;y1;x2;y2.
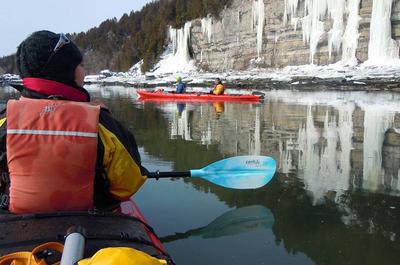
190;156;277;189
200;205;275;238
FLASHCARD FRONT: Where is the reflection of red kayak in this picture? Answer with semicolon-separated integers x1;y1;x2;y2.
0;198;174;264
137;89;261;102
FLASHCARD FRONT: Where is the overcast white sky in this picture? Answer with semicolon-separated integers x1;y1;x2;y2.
0;0;153;57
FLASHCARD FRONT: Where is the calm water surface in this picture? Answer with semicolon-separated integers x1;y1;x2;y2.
2;85;400;265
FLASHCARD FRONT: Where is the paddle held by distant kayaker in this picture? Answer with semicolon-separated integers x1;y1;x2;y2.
175;76;186;93
0;30;148;214
212;78;225;95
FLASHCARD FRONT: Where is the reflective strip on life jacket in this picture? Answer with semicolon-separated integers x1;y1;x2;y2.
6;98;100;214
7;129;98;138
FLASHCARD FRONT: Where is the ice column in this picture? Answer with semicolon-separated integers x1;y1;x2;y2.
298;106;321;198
284;0;361;65
201;16;213;43
155;21;196;73
252;0;265;57
298;105;354;203
169;22;192;63
366;0;399;64
341;0;361;65
201;121;212;145
171;109;192;141
327;0;346;59
337;104;355;185
301;0;328;63
284;0;300;24
252;107;261;155
363;107;394;192
279;139;294;174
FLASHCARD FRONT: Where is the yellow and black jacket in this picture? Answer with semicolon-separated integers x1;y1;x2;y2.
0;80;148;211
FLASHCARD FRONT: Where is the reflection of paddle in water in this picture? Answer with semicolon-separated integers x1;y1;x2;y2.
160;205;274;243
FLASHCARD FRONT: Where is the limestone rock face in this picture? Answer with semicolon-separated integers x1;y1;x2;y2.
190;0;400;71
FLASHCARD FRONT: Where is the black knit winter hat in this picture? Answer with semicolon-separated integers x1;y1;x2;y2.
16;30;83;87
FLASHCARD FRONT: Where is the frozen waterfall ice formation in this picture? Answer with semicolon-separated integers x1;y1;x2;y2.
153;22;196;74
283;0;400;66
252;0;266;58
365;0;400;65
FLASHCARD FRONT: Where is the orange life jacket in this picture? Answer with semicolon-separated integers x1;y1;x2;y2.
213;84;225;95
6;97;100;214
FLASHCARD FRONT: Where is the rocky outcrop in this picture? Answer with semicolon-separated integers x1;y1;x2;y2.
190;0;400;71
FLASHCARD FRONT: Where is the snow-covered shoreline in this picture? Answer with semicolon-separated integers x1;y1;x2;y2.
82;64;400;91
3;64;400;92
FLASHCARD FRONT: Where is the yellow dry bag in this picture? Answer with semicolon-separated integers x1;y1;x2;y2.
0;242;64;265
78;247;167;265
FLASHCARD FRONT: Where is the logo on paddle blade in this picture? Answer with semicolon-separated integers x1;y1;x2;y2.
245;159;261;167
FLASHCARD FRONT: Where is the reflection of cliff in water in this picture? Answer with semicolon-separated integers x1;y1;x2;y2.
121;92;400;265
98;90;400;202
216;178;400;265
2;86;400;265
145;93;400;202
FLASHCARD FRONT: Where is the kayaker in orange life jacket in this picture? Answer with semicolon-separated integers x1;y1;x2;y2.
0;30;148;214
211;78;225;95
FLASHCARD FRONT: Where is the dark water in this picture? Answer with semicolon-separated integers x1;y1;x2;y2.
2;85;400;265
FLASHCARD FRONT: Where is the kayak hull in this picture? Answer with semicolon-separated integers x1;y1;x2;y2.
0;199;172;263
137;90;261;103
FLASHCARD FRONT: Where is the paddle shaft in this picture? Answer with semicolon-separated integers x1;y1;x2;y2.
147;171;191;179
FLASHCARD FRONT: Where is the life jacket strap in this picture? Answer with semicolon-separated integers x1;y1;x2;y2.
1;172;10;184
0;194;9;209
0;172;10;210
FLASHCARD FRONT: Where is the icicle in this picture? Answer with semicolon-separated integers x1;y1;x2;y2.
285;0;360;65
327;0;345;59
169;26;177;54
252;0;265;58
337;103;355;193
169;23;192;62
174;22;192;63
363;107;394;191
297;104;354;204
284;0;301;24
291;17;300;31
171;108;192;141
297;106;321;203
201;16;213;43
304;0;328;63
253;107;261;155
366;0;400;65
341;0;361;65
279;139;294;174
154;22;195;74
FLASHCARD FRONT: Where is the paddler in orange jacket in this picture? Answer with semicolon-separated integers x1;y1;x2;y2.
0;30;148;214
211;78;225;95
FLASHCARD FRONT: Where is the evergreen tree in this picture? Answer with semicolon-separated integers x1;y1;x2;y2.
0;0;233;74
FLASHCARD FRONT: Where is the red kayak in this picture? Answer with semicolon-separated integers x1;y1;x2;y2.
0;198;174;264
137;89;262;103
